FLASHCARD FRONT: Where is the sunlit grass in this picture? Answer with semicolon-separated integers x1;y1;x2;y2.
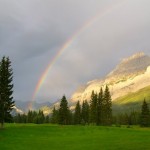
0;124;150;150
114;86;150;105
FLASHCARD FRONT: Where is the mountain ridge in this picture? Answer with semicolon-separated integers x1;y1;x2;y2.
15;52;150;115
69;52;150;108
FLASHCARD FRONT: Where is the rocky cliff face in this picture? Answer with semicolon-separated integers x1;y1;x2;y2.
70;52;150;106
107;52;150;81
43;52;150;114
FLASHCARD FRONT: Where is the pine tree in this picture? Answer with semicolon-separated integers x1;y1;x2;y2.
68;109;73;125
89;91;97;124
38;110;45;124
81;100;89;124
27;110;33;123
74;101;81;124
0;57;14;128
103;85;112;126
51;106;59;124
45;115;50;123
140;99;150;127
97;88;103;125
58;95;70;125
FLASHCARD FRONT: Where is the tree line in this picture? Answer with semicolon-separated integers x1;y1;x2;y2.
13;110;50;124
0;56;150;128
13;87;150;127
50;94;150;127
13;86;112;125
50;86;112;126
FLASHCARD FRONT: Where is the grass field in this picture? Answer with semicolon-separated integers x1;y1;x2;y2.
0;124;150;150
114;86;150;105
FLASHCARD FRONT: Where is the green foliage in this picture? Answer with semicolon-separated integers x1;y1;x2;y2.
27;110;37;123
51;106;59;124
89;91;97;124
81;100;89;124
0;57;14;128
74;101;81;124
58;95;70;125
13;110;48;124
87;86;113;126
13;114;27;123
112;86;150;115
97;88;103;125
33;110;45;124
113;111;140;126
140;99;150;127
103;85;112;125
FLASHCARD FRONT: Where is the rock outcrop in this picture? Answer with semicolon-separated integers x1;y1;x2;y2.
70;52;150;105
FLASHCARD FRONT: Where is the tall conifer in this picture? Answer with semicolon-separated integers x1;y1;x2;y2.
97;88;103;125
74;101;81;124
58;95;69;125
140;99;150;127
51;106;59;124
103;85;112;125
0;57;14;128
89;91;97;124
82;100;89;124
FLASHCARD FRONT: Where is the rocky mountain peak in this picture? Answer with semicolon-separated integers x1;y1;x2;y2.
70;52;150;105
107;52;150;79
41;52;150;114
122;52;145;63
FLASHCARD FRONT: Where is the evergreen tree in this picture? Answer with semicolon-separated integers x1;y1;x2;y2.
51;106;59;124
140;99;150;127
103;85;112;125
89;91;97;124
81;100;89;124
0;57;14;128
97;88;103;125
130;111;140;125
45;115;50;123
74;101;81;124
68;110;73;125
27;110;33;123
13;113;27;123
37;110;45;124
58;95;70;125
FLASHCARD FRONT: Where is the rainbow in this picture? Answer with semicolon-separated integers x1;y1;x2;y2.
28;0;127;110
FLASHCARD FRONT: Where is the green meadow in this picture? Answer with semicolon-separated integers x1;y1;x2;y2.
113;86;150;113
0;124;150;150
114;86;150;105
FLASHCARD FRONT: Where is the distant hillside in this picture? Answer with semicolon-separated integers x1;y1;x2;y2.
40;52;150;115
107;52;150;80
113;85;150;114
14;100;53;113
70;52;150;104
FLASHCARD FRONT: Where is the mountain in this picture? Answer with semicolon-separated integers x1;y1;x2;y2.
70;52;150;105
11;106;24;116
41;52;150;114
107;52;150;80
14;100;53;113
112;85;150;114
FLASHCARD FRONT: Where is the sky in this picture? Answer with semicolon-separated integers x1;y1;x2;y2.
0;0;150;103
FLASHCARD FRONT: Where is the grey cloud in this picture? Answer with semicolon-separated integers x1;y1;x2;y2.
0;0;150;102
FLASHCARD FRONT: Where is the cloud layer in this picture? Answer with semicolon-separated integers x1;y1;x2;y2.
0;0;150;102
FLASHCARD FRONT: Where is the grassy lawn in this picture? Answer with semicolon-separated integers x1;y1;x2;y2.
0;124;150;150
